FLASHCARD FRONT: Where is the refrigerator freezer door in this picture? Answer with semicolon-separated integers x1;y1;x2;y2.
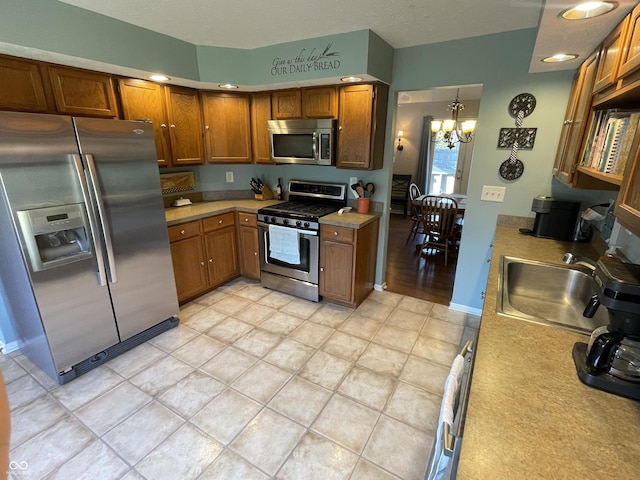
0;112;119;372
73;117;179;340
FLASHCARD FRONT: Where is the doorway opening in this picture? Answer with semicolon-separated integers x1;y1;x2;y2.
386;84;482;305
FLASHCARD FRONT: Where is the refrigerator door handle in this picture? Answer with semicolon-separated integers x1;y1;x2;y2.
84;154;118;284
71;154;108;286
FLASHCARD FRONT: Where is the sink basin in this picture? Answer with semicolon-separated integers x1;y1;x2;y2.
497;256;609;335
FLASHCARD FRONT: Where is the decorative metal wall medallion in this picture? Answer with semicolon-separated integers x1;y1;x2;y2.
497;128;537;149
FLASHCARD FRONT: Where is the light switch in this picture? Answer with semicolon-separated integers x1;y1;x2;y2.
225;171;234;183
481;185;506;202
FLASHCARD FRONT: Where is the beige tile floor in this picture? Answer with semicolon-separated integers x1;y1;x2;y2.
3;278;479;480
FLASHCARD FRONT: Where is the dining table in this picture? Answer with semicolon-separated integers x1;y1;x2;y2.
413;193;467;215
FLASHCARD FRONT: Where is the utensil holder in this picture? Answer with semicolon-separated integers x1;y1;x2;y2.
255;186;274;200
357;197;370;214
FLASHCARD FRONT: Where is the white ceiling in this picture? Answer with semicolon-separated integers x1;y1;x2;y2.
58;0;637;77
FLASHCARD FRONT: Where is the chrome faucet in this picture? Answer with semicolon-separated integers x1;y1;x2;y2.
563;252;597;271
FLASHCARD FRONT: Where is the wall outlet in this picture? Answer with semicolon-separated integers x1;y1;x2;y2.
481;185;506;202
349;176;358;187
225;171;234;183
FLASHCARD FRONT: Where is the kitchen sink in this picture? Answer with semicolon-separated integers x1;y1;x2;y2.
497;256;609;335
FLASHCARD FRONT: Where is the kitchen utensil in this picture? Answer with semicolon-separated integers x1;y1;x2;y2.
365;182;375;197
351;184;361;197
356;185;365;198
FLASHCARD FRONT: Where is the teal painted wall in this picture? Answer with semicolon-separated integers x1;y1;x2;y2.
390;29;617;310
0;0;200;80
196;46;251;85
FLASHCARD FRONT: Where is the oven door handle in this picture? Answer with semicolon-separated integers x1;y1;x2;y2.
258;223;319;237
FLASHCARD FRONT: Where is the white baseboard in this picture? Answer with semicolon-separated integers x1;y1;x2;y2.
449;302;483;316
0;339;20;354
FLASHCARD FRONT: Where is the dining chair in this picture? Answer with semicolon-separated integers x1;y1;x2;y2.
405;182;424;245
419;195;459;266
390;174;412;218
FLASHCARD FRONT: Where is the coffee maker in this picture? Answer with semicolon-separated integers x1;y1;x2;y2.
573;260;640;400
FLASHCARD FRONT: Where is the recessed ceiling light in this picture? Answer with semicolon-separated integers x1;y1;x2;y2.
542;53;579;63
219;83;239;89
149;74;170;82
340;76;363;83
561;2;617;20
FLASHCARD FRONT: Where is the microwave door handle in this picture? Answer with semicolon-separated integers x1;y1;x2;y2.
71;154;108;286
84;154;117;284
312;132;318;160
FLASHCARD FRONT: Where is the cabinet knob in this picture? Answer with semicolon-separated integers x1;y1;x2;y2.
170;124;176;128
209;258;213;263
245;218;249;222
218;219;223;224
161;123;167;128
320;267;324;272
180;229;185;234
338;126;343;131
254;252;257;256
205;125;210;131
563;120;573;125
333;231;338;236
200;261;205;266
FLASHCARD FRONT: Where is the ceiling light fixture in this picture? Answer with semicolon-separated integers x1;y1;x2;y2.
542;53;579;63
561;1;617;20
340;76;363;83
219;83;239;89
430;90;476;150
149;74;170;82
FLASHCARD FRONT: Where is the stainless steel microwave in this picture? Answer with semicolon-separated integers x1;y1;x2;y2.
268;119;336;165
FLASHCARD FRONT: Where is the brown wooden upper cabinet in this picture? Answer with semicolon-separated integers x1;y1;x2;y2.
0;55;118;118
618;3;640;80
201;92;251;164
0;55;53;113
593;15;630;94
552;52;598;185
337;83;388;170
271;87;337;119
164;86;205;166
118;78;172;166
250;93;273;164
48;66;119;118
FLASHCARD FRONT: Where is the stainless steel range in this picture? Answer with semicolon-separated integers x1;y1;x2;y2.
258;180;347;301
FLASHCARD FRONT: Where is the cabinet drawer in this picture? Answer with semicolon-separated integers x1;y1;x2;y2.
168;220;201;242
203;212;236;232
321;225;355;243
237;212;257;227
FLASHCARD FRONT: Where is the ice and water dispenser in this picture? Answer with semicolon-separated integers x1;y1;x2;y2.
16;204;92;271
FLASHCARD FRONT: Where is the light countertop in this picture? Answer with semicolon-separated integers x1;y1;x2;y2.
165;200;379;229
457;227;640;479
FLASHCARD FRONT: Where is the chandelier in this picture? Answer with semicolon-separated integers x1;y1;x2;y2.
431;90;477;150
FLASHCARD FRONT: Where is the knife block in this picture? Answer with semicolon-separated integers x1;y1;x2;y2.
255;186;274;200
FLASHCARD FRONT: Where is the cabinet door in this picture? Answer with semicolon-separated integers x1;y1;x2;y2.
619;4;640;79
0;55;53;113
272;89;302;119
205;227;239;287
251;93;273;164
201;92;251;164
552;52;598;184
337;84;374;169
47;66;119;118
302;87;337;118
593;17;629;94
119;78;172;167
320;240;354;304
165;86;205;165
170;236;208;303
238;224;260;279
614;134;640;236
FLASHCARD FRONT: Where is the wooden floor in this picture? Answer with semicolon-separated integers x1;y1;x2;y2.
384;213;457;306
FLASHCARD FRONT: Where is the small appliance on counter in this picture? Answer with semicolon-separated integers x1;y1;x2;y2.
520;196;580;241
573;260;640;400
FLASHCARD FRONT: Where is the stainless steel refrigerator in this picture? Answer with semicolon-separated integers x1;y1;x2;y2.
0;111;179;384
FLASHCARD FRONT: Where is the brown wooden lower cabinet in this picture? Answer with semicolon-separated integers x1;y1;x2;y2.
168;213;239;303
320;218;379;308
237;212;260;279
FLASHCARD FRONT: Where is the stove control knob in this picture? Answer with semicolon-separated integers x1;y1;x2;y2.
283;219;289;226
296;221;302;227
270;217;276;223
304;222;310;228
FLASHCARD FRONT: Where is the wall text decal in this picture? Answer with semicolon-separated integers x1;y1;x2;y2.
271;43;341;77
